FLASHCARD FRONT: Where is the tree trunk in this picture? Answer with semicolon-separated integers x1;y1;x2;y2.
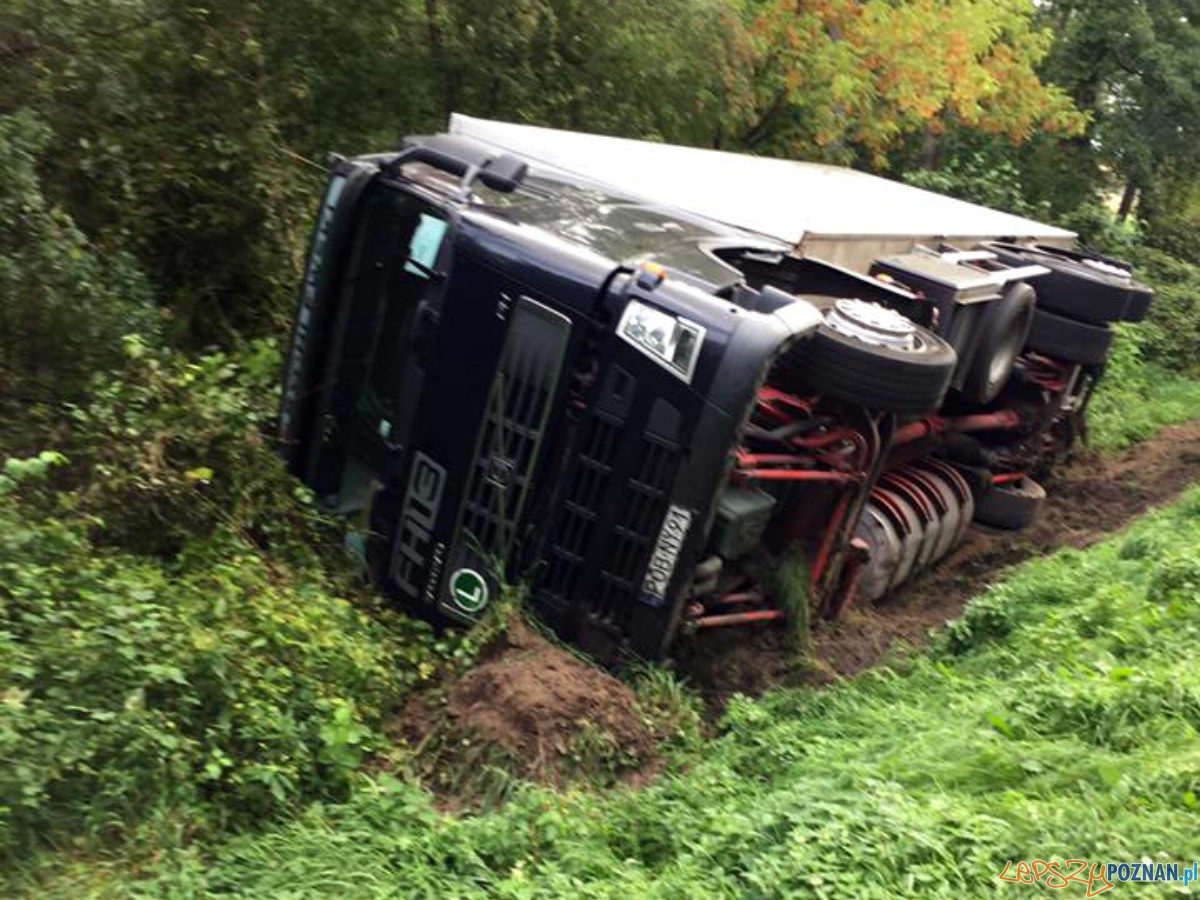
739;87;788;149
1117;178;1138;221
918;128;942;170
424;0;455;119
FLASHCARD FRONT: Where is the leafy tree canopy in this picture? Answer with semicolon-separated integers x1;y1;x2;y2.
735;0;1086;166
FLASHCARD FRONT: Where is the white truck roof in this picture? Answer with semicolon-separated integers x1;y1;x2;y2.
449;114;1074;272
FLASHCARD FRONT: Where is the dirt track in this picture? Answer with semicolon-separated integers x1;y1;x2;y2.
686;420;1200;704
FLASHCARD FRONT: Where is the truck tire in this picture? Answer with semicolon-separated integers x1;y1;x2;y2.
974;476;1045;530
1124;284;1154;322
958;282;1035;404
981;242;1132;325
782;300;956;414
1025;307;1113;366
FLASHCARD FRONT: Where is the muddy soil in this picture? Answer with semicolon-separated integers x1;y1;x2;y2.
396;620;660;797
685;421;1200;707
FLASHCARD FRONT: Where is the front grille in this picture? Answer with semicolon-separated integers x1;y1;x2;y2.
541;413;621;602
460;297;570;559
589;436;681;626
537;385;684;638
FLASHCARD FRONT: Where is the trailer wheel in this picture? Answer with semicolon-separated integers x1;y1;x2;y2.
1124;284;1154;323
959;282;1035;403
782;299;956;414
1025;307;1113;366
974;476;1045;530
981;242;1133;324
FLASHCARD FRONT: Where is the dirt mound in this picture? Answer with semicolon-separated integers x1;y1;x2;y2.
399;620;659;799
447;621;656;772
688;421;1200;705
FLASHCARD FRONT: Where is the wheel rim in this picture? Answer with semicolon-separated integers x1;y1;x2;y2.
826;299;918;351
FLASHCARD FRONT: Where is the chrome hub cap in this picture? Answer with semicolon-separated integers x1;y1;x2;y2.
826;298;918;350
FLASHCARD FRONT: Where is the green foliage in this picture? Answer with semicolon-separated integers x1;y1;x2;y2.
1123;247;1200;374
0;342;495;859
770;549;812;653
903;152;1051;219
432;0;746;145
0;488;434;857
0;111;156;419
1055;202;1143;259
0;452;67;496
1087;327;1200;451
3;0;324;343
630;664;706;755
1144;215;1200;266
739;0;1084;167
1081;226;1200;450
64;337;319;557
16;488;1200;899
1038;0;1200;201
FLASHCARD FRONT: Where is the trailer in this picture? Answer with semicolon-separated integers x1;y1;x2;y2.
446;114;1077;270
280;118;1153;662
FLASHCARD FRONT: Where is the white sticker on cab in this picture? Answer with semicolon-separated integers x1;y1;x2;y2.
642;504;693;604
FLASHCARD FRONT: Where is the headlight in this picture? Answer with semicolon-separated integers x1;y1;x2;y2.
617;300;705;383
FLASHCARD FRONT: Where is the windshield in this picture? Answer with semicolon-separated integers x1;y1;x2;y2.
318;186;450;513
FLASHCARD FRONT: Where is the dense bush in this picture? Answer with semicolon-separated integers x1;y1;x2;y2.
0;345;483;859
0;490;410;854
902;153;1051;221
1120;246;1200;375
64;337;317;557
3;1;318;344
1138;175;1200;267
0;111;156;421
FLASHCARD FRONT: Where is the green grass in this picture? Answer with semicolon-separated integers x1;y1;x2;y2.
13;486;1200;899
1087;327;1200;452
1089;362;1200;452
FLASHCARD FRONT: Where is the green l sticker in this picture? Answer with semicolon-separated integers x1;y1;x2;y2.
449;568;489;614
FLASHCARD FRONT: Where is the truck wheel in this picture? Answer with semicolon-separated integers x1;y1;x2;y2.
959;282;1035;404
974;476;1045;530
981;242;1132;325
782;299;956;414
1124;284;1154;323
1049;244;1155;318
1025;307;1113;366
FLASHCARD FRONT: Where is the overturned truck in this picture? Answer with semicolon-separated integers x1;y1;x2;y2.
280;116;1153;663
